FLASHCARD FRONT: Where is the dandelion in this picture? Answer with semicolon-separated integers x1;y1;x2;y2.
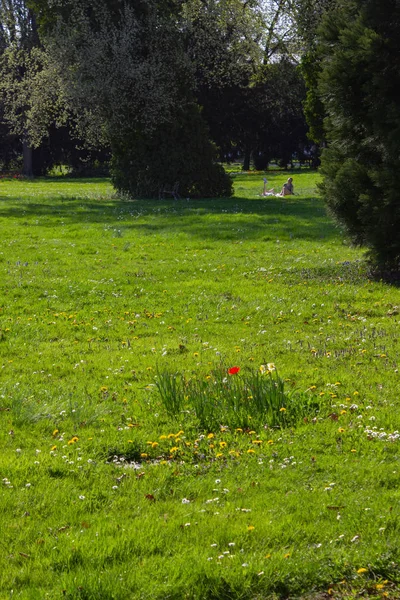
338;428;345;433
247;525;255;531
140;453;148;458
252;440;262;445
247;449;255;454
207;433;214;439
279;407;286;412
357;568;368;574
284;553;291;558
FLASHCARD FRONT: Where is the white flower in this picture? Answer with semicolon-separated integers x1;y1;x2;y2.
182;498;190;504
79;495;85;500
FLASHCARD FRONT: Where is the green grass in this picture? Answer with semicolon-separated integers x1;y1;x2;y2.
0;169;399;599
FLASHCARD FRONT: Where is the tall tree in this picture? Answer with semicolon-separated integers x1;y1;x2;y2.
31;0;232;196
316;0;400;271
0;0;67;174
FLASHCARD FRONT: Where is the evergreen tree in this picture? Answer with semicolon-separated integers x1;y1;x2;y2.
316;0;400;271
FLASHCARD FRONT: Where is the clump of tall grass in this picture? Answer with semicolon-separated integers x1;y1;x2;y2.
155;366;320;430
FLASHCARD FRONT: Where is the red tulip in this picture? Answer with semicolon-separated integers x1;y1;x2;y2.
228;366;240;375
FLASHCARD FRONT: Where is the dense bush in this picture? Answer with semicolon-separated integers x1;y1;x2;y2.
317;0;400;271
111;102;232;199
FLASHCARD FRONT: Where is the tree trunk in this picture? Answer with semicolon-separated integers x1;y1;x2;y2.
22;137;33;177
242;148;251;171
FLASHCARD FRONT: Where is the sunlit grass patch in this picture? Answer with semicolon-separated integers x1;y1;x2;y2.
1;170;400;599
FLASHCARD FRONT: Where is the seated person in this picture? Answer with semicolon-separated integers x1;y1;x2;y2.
280;177;294;196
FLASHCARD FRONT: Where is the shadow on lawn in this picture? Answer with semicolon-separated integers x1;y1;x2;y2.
0;191;338;242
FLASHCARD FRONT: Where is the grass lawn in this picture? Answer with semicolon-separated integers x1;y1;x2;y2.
0;169;399;599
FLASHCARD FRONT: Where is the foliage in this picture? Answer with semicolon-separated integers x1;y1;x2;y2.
111;102;232;198
156;365;320;430
317;0;400;271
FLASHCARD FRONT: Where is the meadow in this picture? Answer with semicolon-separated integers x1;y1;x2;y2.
0;169;399;599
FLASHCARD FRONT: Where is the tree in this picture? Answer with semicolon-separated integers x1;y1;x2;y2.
183;0;308;169
0;0;70;175
315;0;400;271
31;0;232;197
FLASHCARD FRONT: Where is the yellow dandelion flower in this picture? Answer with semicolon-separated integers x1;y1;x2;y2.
207;433;214;439
159;435;167;440
357;568;368;574
235;428;243;433
170;446;179;453
140;453;148;458
279;407;286;412
216;453;223;457
219;441;227;448
351;449;357;453
67;436;79;445
338;427;345;433
252;440;262;445
248;430;256;434
265;553;271;559
284;553;290;559
52;429;59;437
247;449;255;454
151;442;159;448
209;443;215;449
247;525;255;531
51;445;57;451
340;410;347;415
267;440;274;444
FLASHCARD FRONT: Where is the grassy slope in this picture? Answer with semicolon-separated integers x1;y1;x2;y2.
0;171;399;599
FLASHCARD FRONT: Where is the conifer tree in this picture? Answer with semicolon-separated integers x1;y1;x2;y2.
316;0;400;271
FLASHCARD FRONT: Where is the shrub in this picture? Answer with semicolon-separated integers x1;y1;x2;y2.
111;102;232;199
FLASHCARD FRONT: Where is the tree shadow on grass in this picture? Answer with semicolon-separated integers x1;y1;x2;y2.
0;191;339;242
